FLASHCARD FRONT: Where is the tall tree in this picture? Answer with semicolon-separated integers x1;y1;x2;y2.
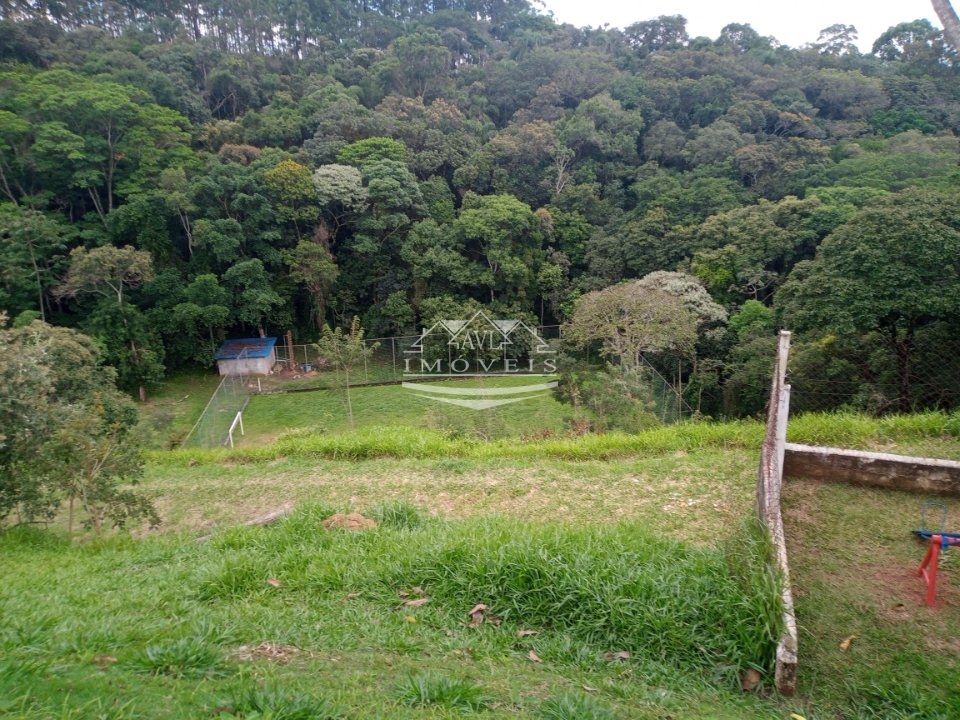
287;228;339;331
223;258;283;337
564;281;698;367
0;70;192;224
56;245;153;308
0;318;156;532
55;245;162;400
777;188;960;412
0;203;68;321
455;192;542;305
931;0;960;50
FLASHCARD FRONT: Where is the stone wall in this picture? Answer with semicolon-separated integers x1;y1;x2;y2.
784;444;960;496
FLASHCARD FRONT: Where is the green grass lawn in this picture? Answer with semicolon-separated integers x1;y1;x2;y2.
782;480;960;719
143;450;759;544
5;399;960;719
150;371;576;448
240;375;571;445
1;510;781;720
137;371;224;449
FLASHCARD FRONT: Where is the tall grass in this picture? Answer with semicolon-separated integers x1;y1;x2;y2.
146;420;763;466
387;516;782;676
0;504;784;718
145;410;960;468
177;506;780;677
787;410;960;447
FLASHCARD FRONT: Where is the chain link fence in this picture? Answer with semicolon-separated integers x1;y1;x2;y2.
183;323;960;448
182;325;696;447
784;325;960;416
180;373;251;448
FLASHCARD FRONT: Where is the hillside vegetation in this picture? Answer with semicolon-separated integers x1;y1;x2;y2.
4;4;960;717
2;1;960;419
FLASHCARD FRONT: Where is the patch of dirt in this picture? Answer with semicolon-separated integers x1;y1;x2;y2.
870;563;929;614
860;555;960;628
926;637;960;654
322;512;377;531
782;478;820;527
232;642;304;663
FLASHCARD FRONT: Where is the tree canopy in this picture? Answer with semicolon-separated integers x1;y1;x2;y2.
1;1;959;416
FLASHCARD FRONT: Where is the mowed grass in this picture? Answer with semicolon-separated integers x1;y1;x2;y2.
9;400;960;719
782;480;960;718
143;451;759;544
0;508;782;720
240;375;569;445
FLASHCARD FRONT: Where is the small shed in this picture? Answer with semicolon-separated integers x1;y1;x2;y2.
215;337;277;376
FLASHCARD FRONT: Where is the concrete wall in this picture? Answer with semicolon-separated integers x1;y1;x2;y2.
784;444;960;496
217;352;275;376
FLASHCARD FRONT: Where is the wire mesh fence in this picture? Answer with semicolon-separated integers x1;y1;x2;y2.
180;373;251;449
783;325;960;416
182;325;696;447
185;323;960;448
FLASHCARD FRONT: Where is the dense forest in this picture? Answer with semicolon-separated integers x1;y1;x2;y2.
2;0;960;417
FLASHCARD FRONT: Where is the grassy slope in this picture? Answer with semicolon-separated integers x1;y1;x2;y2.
0;513;780;720
138;372;225;448
10;371;960;719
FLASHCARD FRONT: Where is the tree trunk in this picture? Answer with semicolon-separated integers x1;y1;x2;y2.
888;326;914;414
344;368;354;429
932;0;960;50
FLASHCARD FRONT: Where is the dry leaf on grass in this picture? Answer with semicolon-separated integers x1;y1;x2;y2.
527;650;543;663
468;603;488;627
516;629;539;638
398;587;426;600
839;635;857;652
404;597;430;608
602;650;631;661
404;615;417;623
467;603;502;627
740;668;762;691
233;642;301;663
582;685;598;693
267;578;281;588
343;591;361;601
92;656;118;664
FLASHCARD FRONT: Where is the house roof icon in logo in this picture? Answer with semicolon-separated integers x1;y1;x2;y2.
401;311;558;409
406;310;554;355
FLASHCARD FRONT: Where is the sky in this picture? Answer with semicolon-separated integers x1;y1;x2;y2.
535;0;942;53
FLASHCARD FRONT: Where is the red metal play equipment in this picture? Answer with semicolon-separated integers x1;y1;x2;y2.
914;502;960;605
917;533;960;605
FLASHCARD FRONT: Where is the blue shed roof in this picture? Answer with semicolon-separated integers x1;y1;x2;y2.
215;337;277;360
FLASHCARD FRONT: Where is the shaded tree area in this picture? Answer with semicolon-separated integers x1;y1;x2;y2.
1;1;960;416
0;314;157;533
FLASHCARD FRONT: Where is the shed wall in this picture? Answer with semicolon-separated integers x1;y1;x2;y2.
217;352;275;376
